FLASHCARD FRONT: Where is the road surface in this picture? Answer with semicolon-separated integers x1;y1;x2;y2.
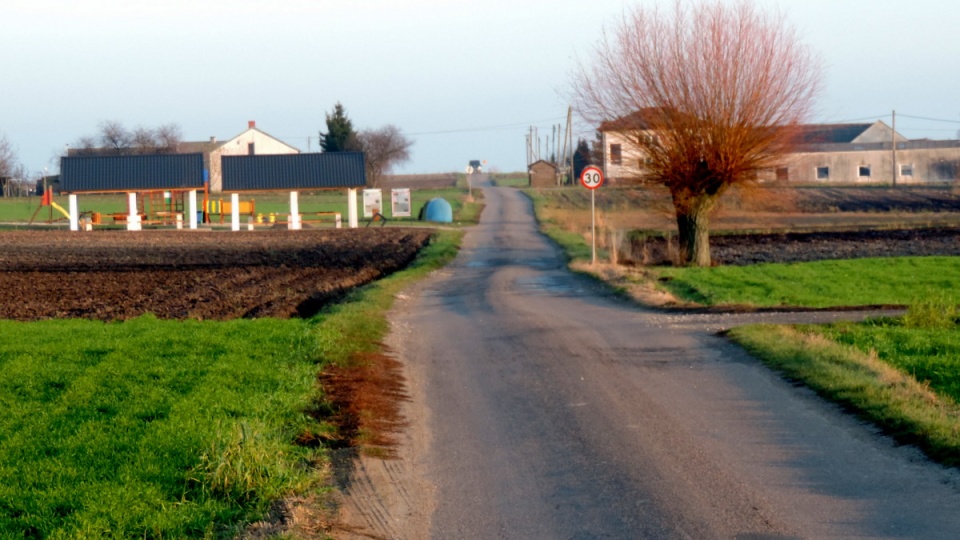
337;176;960;539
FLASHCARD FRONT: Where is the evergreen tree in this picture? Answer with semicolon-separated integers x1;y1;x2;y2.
320;102;361;152
573;137;592;181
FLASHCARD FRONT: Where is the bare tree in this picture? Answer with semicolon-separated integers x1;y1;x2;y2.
131;126;159;152
98;120;133;152
154;123;182;151
0;135;16;181
572;0;820;266
357;125;413;187
72;121;183;155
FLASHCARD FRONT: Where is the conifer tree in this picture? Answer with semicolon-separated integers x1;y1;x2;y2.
320;102;361;152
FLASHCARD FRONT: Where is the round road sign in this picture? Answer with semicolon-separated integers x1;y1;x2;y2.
580;166;604;190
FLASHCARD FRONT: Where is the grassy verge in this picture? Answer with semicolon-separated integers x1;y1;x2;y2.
729;310;960;467
653;257;960;308
0;230;463;538
312;230;463;368
522;188;601;263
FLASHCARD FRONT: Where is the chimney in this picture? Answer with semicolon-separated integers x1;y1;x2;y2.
209;136;217;144
248;120;256;129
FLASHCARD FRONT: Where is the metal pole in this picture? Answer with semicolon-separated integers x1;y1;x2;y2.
591;189;597;265
892;110;897;187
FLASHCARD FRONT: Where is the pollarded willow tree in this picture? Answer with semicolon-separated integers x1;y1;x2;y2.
572;0;821;266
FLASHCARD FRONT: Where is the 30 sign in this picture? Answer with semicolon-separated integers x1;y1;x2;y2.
580;166;604;190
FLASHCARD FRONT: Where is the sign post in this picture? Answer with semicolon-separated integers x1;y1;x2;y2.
579;166;604;264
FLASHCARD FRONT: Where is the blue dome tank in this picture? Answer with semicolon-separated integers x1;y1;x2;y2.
423;197;453;223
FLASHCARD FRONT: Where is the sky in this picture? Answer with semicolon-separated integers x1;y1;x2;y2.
2;0;960;176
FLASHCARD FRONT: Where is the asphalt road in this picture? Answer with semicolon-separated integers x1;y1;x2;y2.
344;176;960;539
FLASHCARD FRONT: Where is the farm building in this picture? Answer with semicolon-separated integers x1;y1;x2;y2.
598;110;960;185
528;160;559;188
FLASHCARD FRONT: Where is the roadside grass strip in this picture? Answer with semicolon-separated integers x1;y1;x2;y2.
654;257;960;308
0;230;461;538
729;320;960;468
312;230;463;367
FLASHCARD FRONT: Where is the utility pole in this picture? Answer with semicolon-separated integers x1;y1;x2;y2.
892;110;897;187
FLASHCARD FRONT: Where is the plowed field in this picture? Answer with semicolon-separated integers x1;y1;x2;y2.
0;229;432;321
628;226;960;266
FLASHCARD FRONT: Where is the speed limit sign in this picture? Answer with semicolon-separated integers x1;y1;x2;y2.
580;166;604;190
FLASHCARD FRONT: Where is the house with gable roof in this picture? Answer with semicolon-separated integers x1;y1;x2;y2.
179;121;300;193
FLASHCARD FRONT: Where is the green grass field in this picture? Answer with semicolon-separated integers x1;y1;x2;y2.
0;230;463;538
814;313;960;403
0;187;483;227
0;316;322;538
653;257;960;308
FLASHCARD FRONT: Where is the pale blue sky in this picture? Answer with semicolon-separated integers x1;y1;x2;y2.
2;0;959;176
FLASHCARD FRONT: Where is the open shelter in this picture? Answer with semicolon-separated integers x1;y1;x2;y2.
59;153;206;231
221;152;367;230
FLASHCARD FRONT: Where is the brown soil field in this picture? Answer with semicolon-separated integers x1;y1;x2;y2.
627;226;960;266
0;229;432;321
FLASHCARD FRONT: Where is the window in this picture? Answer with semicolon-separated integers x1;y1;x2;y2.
247;142;256;155
900;164;914;178
933;161;960;181
858;165;871;179
816;166;830;180
610;144;622;166
775;167;789;181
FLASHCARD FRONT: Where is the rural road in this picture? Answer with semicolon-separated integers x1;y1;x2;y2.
336;176;960;539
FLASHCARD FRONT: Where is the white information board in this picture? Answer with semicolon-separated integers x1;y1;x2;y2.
391;188;412;218
363;189;383;218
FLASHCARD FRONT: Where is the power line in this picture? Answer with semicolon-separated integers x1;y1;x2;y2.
409;117;568;136
897;113;960;125
827;114;891;124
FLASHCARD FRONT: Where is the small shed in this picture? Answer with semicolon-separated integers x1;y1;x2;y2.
528;160;558;188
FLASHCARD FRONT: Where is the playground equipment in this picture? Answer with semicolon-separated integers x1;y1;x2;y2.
29;190;71;224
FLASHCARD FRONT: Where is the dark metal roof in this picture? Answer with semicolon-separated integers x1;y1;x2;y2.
794;124;873;145
60;153;205;193
222;152;367;191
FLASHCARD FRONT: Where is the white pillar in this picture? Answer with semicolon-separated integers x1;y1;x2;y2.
348;188;359;228
127;192;140;231
188;190;198;229
231;193;240;232
289;191;301;230
68;194;79;232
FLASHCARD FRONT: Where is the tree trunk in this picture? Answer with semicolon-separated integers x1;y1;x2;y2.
672;190;721;267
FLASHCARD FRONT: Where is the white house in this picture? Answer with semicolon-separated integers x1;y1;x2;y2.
180;121;300;192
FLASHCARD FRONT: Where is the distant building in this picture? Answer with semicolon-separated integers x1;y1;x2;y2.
598;110;960;185
179;121;299;192
528;160;558;188
779;122;960;184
